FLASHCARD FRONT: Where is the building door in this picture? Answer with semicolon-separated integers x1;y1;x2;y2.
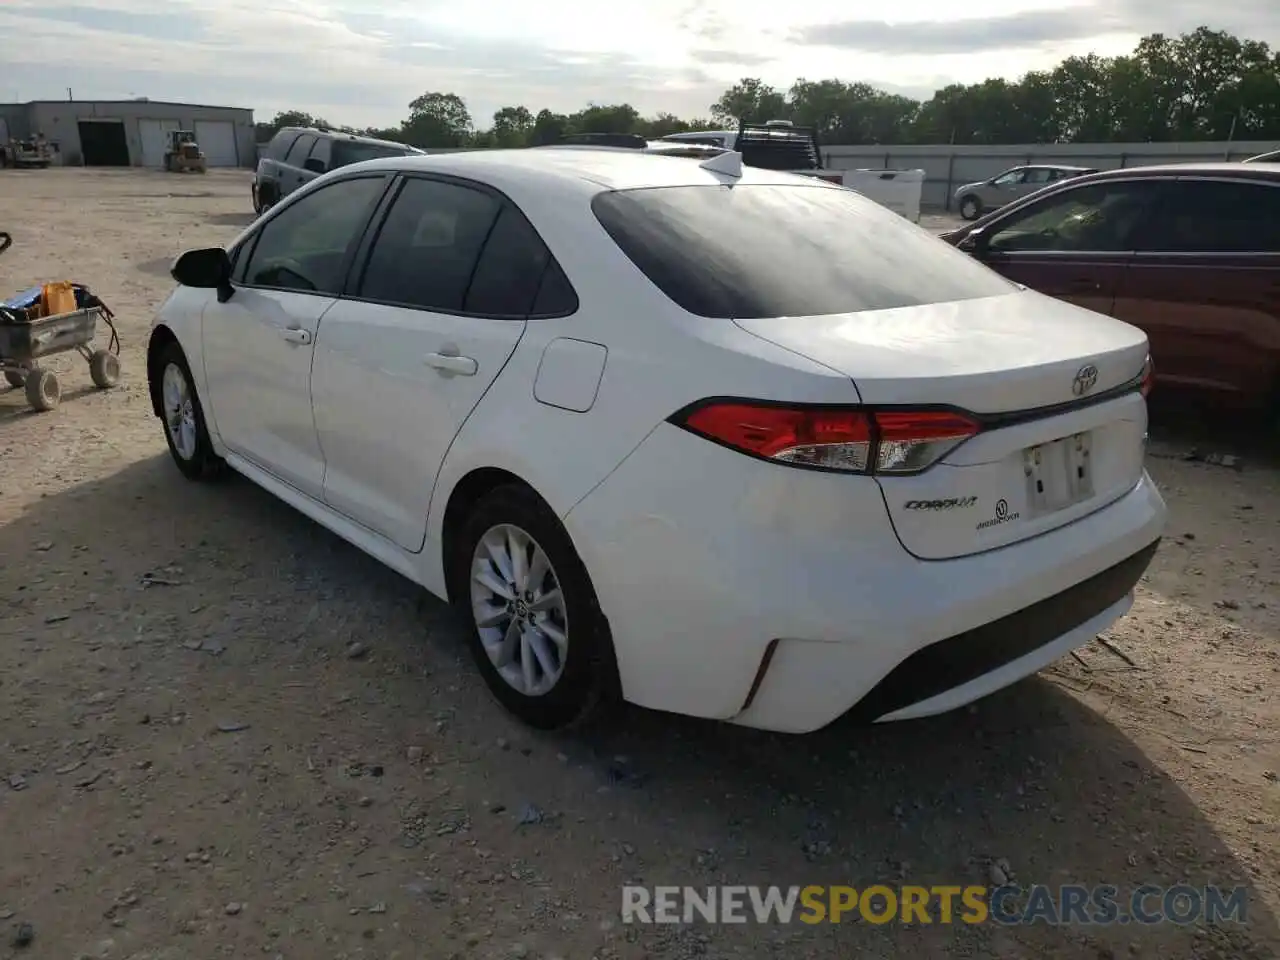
78;120;130;166
194;121;238;166
139;118;180;167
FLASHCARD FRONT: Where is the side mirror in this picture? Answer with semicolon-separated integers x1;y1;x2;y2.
303;158;327;175
959;228;990;257
171;247;229;288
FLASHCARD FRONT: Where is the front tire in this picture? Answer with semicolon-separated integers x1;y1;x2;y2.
454;484;617;730
25;368;60;411
959;195;982;220
155;342;225;480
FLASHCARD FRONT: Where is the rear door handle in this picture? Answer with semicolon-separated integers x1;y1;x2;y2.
425;352;478;376
280;328;312;345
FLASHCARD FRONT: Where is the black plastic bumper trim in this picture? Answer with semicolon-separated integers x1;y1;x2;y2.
846;537;1161;722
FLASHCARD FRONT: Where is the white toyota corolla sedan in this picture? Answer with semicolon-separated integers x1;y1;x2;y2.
146;147;1166;734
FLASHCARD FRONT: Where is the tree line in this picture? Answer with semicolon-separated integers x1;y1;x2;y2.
255;26;1280;149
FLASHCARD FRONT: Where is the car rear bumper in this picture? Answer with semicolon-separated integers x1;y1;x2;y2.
564;423;1166;733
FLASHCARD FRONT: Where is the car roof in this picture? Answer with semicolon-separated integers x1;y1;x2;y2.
343;147;835;197
1084;161;1280;180
276;126;418;152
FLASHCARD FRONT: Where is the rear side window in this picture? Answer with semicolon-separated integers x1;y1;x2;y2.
332;140;413;169
1139;179;1280;253
592;184;1015;319
531;261;578;316
357;177;500;312
463;206;552;316
283;134;316;166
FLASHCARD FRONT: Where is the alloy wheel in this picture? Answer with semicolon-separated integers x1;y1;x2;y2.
162;362;198;461
469;523;570;697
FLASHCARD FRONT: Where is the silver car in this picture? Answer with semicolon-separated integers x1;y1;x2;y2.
954;164;1096;220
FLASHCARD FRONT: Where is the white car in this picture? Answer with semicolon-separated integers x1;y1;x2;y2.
146;147;1166;734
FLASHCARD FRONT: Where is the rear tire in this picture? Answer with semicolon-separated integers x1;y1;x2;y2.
452;484;617;730
89;349;121;389
960;195;982;220
155;342;225;481
25;368;60;411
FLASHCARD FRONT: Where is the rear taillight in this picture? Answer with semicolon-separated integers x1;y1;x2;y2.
672;401;980;475
1140;355;1154;398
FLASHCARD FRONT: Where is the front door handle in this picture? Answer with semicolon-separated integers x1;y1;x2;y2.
280;327;312;345
425;352;478;376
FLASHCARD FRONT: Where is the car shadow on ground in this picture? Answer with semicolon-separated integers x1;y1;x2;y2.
205;212;255;228
2;453;1274;958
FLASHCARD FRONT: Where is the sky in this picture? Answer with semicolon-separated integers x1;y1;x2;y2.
0;0;1277;130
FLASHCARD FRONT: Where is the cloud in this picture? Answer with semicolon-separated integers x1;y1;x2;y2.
792;2;1280;56
4;0;1276;129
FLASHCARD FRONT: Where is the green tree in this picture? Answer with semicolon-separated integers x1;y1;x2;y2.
401;92;473;148
490;106;534;147
710;78;788;125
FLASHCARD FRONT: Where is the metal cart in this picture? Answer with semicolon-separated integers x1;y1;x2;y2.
1;231;123;412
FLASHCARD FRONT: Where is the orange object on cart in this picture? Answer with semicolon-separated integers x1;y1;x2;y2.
41;281;78;317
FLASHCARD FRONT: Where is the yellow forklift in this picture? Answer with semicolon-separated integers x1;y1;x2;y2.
164;130;207;173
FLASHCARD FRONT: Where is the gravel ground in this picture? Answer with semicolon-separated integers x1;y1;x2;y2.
0;168;1277;960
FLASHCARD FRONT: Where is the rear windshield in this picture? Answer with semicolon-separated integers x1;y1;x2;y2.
591;184;1015;319
332;141;413;168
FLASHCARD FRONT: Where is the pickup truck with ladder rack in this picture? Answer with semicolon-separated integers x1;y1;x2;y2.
551;120;924;221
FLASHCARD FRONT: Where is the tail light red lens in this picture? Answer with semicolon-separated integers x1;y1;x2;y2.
673;401;980;475
1140;355;1154;398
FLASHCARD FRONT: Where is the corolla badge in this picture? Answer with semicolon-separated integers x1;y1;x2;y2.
1072;363;1099;397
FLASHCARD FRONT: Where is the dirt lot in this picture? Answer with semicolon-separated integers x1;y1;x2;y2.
0;168;1277;960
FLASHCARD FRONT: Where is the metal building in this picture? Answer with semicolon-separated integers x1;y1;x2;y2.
0;98;255;168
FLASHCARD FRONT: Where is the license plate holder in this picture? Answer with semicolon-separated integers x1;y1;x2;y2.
1024;432;1093;516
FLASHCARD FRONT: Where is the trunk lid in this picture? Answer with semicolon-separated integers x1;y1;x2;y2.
735;290;1151;560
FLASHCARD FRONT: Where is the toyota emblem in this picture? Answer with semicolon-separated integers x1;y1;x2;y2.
1072;364;1099;397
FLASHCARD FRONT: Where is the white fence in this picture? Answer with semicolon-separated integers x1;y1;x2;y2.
822;141;1277;212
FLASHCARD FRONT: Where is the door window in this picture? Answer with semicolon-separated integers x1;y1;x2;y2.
991;169;1026;187
1022;168;1053;184
356;178;501;312
241;176;386;294
1136;179;1280;253
985;180;1162;254
283;134;316;167
463;206;555;316
268;131;299;161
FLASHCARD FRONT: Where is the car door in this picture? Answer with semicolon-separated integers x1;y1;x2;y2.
310;175;544;550
977;168;1027;209
200;174;390;499
1115;176;1280;401
965;178;1165;317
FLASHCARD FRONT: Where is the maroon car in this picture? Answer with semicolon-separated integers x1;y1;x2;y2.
941;162;1280;412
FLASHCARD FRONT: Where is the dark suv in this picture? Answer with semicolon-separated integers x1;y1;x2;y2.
252;127;424;213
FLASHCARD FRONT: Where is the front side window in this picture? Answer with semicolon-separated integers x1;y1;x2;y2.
1137;179;1280;254
986;180;1163;254
241;176;386;294
356;177;500;312
283;134;316;167
592;183;1015;319
268;131;299;161
991;169;1025;187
